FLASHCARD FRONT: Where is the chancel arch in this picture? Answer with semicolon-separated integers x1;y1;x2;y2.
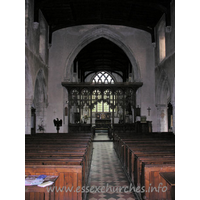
62;30;143;133
64;26;141;83
62;32;145;133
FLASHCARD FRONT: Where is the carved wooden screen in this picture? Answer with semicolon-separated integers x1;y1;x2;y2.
62;82;143;125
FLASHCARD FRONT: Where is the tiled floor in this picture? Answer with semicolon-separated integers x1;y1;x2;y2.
86;142;137;200
93;134;110;141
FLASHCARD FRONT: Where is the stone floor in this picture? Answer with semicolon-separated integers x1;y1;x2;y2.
93;130;110;141
93;134;110;141
86;141;138;200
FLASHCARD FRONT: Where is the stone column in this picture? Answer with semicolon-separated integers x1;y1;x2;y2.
25;98;32;134
35;102;46;133
156;104;168;132
171;101;175;134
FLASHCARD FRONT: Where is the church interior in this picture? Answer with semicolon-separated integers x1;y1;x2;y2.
24;0;177;200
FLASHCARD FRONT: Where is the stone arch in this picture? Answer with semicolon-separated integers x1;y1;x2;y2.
64;25;141;82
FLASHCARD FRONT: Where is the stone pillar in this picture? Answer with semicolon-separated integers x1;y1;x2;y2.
156;104;168;132
171;101;175;134
25;99;32;134
35;102;47;133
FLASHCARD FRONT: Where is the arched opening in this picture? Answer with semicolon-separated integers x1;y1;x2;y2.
74;38;132;83
64;26;141;82
62;28;143;134
158;20;166;63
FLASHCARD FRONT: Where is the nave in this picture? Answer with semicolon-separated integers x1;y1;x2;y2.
25;131;175;200
86;141;136;200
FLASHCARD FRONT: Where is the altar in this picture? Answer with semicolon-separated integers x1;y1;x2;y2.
95;112;111;128
95;119;111;128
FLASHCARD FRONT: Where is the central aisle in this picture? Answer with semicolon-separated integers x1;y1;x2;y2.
86;142;137;200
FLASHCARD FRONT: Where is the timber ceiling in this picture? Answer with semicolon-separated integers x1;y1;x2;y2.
34;0;172;43
76;38;131;81
33;0;173;81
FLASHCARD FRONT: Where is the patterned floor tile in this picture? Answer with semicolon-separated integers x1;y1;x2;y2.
86;142;138;200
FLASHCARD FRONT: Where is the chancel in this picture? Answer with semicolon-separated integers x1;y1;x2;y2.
25;0;175;200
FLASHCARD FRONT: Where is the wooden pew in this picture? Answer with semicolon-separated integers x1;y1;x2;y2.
25;165;83;200
25;151;86;157
25;133;93;200
122;142;174;168
136;157;175;187
134;153;175;184
113;132;175;200
159;172;175;200
26;145;93;179
128;150;175;183
141;163;175;200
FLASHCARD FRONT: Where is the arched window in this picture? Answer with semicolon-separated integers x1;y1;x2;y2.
92;71;115;84
92;89;114;113
158;20;166;62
